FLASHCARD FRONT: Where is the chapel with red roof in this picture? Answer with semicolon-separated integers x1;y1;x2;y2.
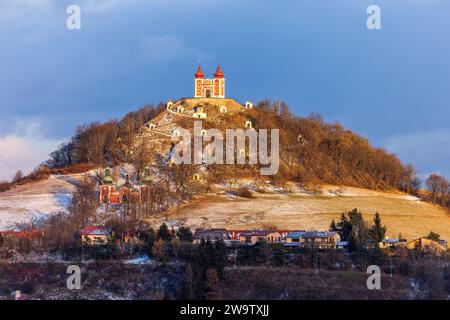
194;65;225;98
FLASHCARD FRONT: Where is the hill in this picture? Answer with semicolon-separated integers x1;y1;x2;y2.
0;175;76;230
47;98;420;193
3;96;447;239
1;174;449;241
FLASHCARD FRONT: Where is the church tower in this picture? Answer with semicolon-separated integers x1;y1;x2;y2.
194;65;225;98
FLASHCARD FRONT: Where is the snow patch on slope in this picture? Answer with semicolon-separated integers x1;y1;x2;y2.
0;174;77;230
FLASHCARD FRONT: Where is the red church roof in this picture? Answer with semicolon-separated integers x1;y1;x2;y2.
195;65;204;78
214;65;224;78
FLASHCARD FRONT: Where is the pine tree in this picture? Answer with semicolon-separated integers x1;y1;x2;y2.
329;219;337;232
336;211;353;241
212;239;227;278
176;226;193;242
157;223;172;241
139;227;155;255
371;212;387;242
426;231;440;242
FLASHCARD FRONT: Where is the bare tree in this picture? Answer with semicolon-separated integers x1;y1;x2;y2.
12;170;23;183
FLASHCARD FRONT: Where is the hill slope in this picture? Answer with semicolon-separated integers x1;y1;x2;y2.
148;184;450;241
49;97;417;192
0;175;77;230
1;174;448;241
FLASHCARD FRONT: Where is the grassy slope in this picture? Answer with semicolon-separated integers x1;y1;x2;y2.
149;185;450;241
1;174;449;242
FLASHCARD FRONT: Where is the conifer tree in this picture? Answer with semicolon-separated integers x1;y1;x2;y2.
371;212;387;243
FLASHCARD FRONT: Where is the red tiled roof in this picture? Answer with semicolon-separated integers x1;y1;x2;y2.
81;225;112;235
0;229;41;238
214;65;224;78
195;65;204;78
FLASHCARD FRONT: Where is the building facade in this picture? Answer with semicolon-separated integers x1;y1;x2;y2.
239;230;282;244
99;167;152;204
194;65;225;98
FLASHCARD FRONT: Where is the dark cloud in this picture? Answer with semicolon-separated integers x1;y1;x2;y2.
1;0;449;178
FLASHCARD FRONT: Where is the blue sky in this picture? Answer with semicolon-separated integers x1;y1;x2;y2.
0;0;449;181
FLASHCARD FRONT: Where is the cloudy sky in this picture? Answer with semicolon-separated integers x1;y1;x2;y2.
0;0;449;181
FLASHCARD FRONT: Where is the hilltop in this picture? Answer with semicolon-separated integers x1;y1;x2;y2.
46;97;420;193
1;66;447;235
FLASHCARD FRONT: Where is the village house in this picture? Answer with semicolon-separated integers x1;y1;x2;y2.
227;230;247;240
81;225;112;245
285;231;340;249
284;231;306;246
336;241;349;250
379;238;407;249
239;230;282;245
193;228;231;243
406;237;447;254
226;230;247;245
277;230;298;241
302;231;340;249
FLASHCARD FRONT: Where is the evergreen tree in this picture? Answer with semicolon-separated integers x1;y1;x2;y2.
370;212;387;243
212;239;227;278
329;219;337;232
157;223;172;241
335;209;361;241
337;208;371;254
139;227;156;255
426;231;441;242
176;226;193;242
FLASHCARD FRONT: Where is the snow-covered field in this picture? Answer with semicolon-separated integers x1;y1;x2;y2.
0;175;77;230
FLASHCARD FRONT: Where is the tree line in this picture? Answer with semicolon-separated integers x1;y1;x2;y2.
425;174;450;209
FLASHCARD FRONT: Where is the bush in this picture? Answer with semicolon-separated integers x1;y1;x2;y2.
237;187;253;198
20;280;36;294
0;182;11;193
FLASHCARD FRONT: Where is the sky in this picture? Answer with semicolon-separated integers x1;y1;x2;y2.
0;0;449;181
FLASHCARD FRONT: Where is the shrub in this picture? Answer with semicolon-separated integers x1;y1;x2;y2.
237;187;253;198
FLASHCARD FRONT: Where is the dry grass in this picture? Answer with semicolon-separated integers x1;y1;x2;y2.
148;185;450;241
